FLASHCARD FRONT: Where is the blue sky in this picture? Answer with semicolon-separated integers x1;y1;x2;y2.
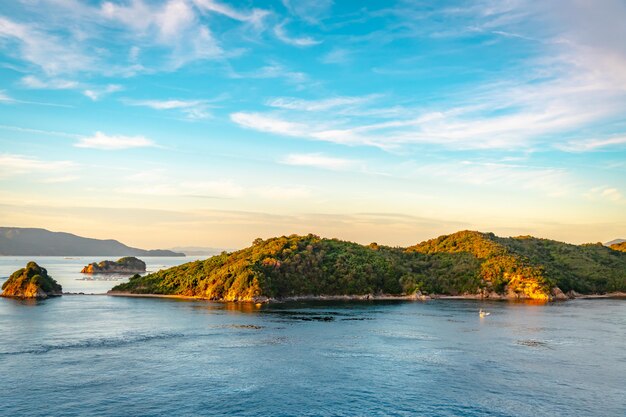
0;0;625;248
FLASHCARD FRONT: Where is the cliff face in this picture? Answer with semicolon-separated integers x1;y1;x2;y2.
1;262;62;298
81;257;146;274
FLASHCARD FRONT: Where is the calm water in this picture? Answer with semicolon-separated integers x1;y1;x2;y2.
1;259;625;416
0;256;200;294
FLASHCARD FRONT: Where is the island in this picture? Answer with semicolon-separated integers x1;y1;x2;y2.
1;261;62;299
81;257;146;274
110;231;626;302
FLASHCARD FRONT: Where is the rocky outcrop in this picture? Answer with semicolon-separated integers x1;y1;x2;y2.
610;242;626;252
1;262;62;298
551;287;568;300
81;257;146;274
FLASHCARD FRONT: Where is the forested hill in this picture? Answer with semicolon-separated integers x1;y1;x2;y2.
0;227;184;257
111;231;626;302
407;231;626;297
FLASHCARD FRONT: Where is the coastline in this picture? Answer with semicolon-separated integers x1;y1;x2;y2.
105;291;626;303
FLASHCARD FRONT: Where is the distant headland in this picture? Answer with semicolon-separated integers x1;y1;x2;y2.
110;231;626;303
0;227;184;257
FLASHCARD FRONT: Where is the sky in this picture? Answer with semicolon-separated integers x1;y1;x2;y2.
0;0;625;249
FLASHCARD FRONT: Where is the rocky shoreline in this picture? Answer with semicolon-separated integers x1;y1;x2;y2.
106;291;626;303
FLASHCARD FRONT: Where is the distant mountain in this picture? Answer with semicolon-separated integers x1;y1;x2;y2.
169;246;232;256
606;238;626;246
0;227;184;257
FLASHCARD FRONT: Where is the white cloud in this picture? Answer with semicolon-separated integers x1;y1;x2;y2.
83;84;123;101
21;76;79;89
281;153;358;171
0;0;271;77
266;96;372;111
0;16;94;75
100;0;196;42
585;186;624;203
117;178;244;198
403;160;573;198
230;62;308;84
0;124;81;139
75;132;157;150
321;48;351;64
230;112;308;137
0;90;13;103
0;153;77;178
282;0;333;24
126;98;212;119
557;136;626;152
21;75;122;101
192;0;270;27
274;21;321;46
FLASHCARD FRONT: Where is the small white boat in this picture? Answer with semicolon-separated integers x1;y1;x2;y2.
479;309;490;318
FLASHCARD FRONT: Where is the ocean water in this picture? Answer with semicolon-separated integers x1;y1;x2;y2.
1;259;625;416
0;256;200;294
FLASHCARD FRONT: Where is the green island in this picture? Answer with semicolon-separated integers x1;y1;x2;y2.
81;256;146;274
110;231;626;302
1;261;63;299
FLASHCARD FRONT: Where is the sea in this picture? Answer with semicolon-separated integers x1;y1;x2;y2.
1;257;625;416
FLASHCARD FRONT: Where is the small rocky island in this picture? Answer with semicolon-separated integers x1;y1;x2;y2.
1;261;62;299
81;257;146;274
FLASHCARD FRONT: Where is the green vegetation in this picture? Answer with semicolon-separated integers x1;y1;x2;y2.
111;231;626;301
81;256;146;273
1;261;62;298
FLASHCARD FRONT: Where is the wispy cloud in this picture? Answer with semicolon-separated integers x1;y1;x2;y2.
557;136;626;152
585;186;624;203
230;62;308;84
274;20;321;46
0;124;81;139
282;0;333;24
321;48;351;64
0;15;95;75
410;160;572;197
21;76;79;90
21;75;122;101
75;132;157;150
230;112;309;137
0;90;13;103
266;96;373;111
0;153;77;178
192;0;270;27
281;153;358;171
117;179;244;198
124;98;213;120
83;84;123;101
